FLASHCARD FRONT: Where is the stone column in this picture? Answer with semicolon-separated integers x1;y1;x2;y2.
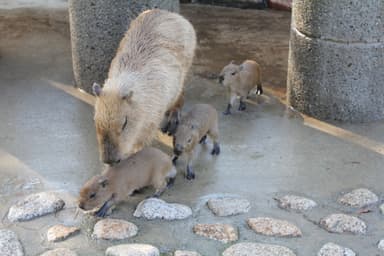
287;1;384;122
69;0;179;93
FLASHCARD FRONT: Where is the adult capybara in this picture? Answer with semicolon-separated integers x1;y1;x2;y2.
219;60;263;115
173;104;220;180
78;147;176;217
92;9;196;165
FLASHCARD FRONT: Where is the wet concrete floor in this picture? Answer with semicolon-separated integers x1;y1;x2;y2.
1;3;384;256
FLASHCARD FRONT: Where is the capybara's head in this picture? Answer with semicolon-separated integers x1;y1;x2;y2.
78;174;112;211
218;61;241;87
93;82;138;165
173;123;199;155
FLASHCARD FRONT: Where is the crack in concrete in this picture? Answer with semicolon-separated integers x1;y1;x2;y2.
292;27;383;47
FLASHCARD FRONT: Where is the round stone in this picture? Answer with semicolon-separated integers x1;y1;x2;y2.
275;195;317;211
106;244;159;256
40;248;77;256
318;242;356;256
0;229;24;256
47;225;80;242
207;197;251;216
222;242;296;256
378;239;384;251
174;250;201;256
193;223;238;243
320;213;366;234
338;188;378;208
247;217;302;237
92;218;138;240
133;198;192;220
8;192;65;222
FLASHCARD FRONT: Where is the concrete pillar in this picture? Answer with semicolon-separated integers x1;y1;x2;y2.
69;0;179;93
287;1;384;122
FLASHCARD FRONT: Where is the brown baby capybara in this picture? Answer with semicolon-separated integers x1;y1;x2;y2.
78;147;176;217
173;104;220;180
219;59;263;115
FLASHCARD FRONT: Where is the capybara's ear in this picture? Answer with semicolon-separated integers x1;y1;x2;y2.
122;90;133;102
98;177;109;188
239;64;244;71
230;60;235;64
93;83;102;97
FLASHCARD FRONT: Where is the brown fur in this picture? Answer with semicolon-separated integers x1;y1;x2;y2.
78;147;176;215
93;9;196;164
219;59;263;114
173;104;220;179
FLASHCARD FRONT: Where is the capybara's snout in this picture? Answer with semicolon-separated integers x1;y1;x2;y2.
173;144;183;156
102;136;121;165
78;201;85;210
218;75;224;84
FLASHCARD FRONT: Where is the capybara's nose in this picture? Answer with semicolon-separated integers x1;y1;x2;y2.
103;158;115;165
218;75;224;84
78;202;85;210
173;144;183;155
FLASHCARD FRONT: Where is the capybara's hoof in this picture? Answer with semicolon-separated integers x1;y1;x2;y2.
186;172;195;180
211;143;220;155
199;135;207;144
238;102;246;111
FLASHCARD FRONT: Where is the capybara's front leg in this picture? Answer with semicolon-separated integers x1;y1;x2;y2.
199;134;207;144
95;197;115;218
209;125;220;155
238;96;246;111
186;164;195;180
224;92;237;115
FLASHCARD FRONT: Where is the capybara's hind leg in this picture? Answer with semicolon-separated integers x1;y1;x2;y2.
257;83;263;95
166;166;177;188
208;126;220;155
152;180;167;198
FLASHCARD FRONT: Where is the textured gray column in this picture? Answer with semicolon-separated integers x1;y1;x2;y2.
69;0;179;93
287;1;384;122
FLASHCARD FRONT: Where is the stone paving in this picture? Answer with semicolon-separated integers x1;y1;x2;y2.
2;188;383;255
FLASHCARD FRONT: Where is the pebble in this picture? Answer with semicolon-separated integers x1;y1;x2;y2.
207;197;250;216
174;250;201;256
40;248;77;256
47;225;80;242
338;188;378;208
275;195;317;211
92;218;138;240
193;223;238;243
378;239;384;251
8;192;65;222
106;244;159;256
319;213;366;234
133;198;192;220
222;242;296;256
247;217;302;237
0;229;24;256
317;242;356;256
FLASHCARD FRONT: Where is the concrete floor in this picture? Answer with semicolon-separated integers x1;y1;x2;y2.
1;2;384;256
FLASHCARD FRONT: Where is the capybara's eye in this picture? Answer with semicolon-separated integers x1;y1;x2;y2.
231;72;236;76
187;138;192;143
122;116;128;131
89;193;96;199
